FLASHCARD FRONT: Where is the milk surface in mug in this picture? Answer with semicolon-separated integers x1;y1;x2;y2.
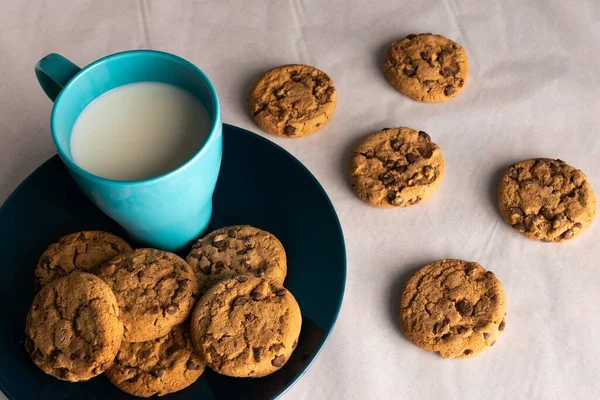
70;82;211;181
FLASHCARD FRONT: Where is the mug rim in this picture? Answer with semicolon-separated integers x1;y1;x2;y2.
50;49;222;187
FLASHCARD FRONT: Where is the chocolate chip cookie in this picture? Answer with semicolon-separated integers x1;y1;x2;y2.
25;272;123;381
384;33;469;102
35;231;132;288
349;127;445;207
190;275;302;377
186;225;287;294
96;249;199;343
498;158;597;242
397;260;506;358
105;324;205;397
248;64;337;137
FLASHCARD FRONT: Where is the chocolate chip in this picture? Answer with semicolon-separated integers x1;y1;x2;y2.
270;343;283;352
253;347;264;361
186;360;201;370
483;332;490;340
57;368;70;379
245;313;256;322
463;264;476;276
251;290;263;301
405;65;416;77
573;222;583;229
440;68;452;77
150;305;161;314
540;208;553;220
406;34;416;40
562;229;574;240
490;341;496;347
420;50;432;61
513;222;526;232
275;288;287;296
498;320;506;331
152;367;166;378
233;296;248;306
165;304;179;315
433;319;449;334
408;197;421;205
390;139;403;151
31;349;44;362
463;349;473;356
456;300;473;317
379;172;396;187
292;339;298;349
510;207;524;218
418;146;433;158
422;165;435;179
387;191;404;206
441;333;452;340
241;259;252;270
213;239;227;249
405;153;417;164
508;168;519;180
284;125;297;136
291;73;301;82
235;275;248;282
271;355;286;367
444;85;456;96
227;229;238;238
363;150;375;159
457;78;465;87
457;326;468;334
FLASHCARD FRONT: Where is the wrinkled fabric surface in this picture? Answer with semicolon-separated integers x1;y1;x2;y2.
1;1;599;399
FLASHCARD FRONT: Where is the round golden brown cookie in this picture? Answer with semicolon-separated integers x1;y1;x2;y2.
190;275;301;377
498;158;597;242
186;225;287;294
105;324;205;397
35;231;132;288
248;64;337;138
383;33;469;102
96;249;199;343
349;127;445;207
25;272;123;381
397;260;507;359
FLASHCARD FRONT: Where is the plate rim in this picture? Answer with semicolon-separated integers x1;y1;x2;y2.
0;123;347;400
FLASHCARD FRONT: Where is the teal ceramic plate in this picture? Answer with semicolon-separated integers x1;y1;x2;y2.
0;124;346;400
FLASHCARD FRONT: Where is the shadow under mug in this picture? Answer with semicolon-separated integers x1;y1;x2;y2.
35;50;223;251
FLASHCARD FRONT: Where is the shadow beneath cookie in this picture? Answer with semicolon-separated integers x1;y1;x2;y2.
487;162;513;219
237;68;270;126
387;260;431;335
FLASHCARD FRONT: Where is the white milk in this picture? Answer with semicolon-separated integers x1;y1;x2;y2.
70;82;211;181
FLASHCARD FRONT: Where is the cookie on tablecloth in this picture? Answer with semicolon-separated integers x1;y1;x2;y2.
498;158;597;242
383;33;469;102
349;127;445;207
397;260;506;358
248;64;337;137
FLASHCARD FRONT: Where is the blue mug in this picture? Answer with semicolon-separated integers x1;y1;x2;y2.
35;50;223;251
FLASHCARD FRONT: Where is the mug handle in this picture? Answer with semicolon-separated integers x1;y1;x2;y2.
35;53;81;102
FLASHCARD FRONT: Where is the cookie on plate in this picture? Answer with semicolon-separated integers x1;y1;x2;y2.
186;225;287;294
349;127;445;207
397;260;506;358
248;64;337;137
498;158;597;242
35;231;132;288
190;275;301;377
105;324;205;397
25;272;123;381
96;249;199;343
383;33;469;102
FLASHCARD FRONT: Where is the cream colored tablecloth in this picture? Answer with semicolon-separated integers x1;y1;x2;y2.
2;1;600;399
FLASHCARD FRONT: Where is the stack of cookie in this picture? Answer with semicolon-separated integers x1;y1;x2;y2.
24;226;302;396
